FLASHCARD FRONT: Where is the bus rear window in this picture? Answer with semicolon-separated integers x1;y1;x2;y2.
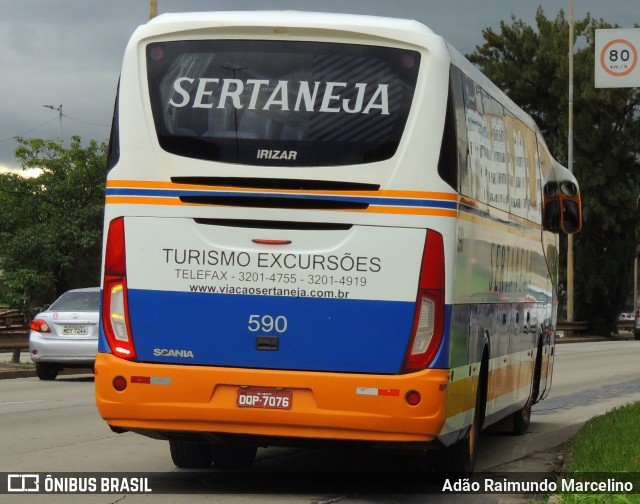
146;40;420;166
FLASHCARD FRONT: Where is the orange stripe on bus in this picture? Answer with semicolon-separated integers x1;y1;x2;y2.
106;196;184;206
366;206;457;217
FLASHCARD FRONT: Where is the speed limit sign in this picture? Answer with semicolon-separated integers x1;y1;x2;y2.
595;29;640;88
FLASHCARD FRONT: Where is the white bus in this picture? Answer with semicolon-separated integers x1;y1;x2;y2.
95;11;581;473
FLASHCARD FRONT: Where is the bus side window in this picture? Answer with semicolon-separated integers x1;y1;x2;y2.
106;82;120;172
437;70;459;190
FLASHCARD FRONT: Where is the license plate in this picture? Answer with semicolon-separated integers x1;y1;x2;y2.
236;388;292;410
62;325;88;335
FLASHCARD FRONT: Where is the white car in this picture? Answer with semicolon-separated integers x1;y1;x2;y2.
29;287;100;380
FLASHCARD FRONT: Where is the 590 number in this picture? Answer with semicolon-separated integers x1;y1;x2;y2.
247;314;288;334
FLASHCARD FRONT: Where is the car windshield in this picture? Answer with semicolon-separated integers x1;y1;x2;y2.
49;291;100;312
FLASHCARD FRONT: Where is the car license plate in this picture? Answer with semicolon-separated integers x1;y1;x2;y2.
62;325;88;335
236;388;292;410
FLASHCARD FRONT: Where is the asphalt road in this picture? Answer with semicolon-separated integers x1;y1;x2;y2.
2;339;640;503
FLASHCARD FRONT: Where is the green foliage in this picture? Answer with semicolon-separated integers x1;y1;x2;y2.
569;401;640;472
469;8;640;333
0;136;106;314
560;495;638;504
559;402;640;503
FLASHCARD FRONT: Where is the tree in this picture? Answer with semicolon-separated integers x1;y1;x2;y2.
0;136;106;314
469;8;640;334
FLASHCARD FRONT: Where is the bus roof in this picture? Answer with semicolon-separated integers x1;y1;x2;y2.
133;11;445;58
145;10;432;36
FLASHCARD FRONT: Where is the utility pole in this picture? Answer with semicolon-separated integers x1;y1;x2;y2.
635;246;639;314
149;0;157;19
566;0;575;322
43;104;63;143
637;197;640;312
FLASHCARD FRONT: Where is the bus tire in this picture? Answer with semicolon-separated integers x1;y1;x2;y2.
211;445;257;470
512;399;532;435
442;360;486;474
531;338;543;402
169;440;213;468
513;339;541;435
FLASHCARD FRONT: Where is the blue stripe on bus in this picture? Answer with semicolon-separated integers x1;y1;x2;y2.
105;188;458;210
122;289;418;374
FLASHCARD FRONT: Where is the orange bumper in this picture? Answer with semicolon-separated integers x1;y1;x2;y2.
95;353;448;444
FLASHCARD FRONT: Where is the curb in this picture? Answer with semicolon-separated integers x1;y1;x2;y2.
557;334;634;344
0;368;93;380
0;369;37;379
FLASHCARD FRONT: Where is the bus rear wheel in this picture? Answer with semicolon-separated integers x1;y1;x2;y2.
169;440;213;468
513;339;541;435
442;377;483;474
512;399;532;435
211;445;257;470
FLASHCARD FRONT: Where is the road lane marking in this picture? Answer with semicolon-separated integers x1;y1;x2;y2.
0;400;45;406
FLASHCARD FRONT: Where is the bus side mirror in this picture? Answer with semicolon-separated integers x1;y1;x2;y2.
543;181;582;235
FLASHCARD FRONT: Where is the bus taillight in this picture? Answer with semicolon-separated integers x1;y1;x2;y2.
102;217;137;360
401;230;445;373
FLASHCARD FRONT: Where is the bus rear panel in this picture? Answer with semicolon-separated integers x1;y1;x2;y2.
96;12;458;453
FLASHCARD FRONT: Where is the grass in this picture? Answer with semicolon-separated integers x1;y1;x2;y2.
568;402;640;473
0;359;34;370
556;401;640;503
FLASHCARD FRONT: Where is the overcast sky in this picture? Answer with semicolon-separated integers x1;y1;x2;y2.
0;0;637;171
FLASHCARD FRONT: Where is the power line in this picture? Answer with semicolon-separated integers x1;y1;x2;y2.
62;113;110;128
0;117;59;143
0;113;110;145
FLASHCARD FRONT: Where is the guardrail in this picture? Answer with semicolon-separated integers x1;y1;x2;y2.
618;320;635;332
557;319;635;334
556;320;589;333
0;309;28;363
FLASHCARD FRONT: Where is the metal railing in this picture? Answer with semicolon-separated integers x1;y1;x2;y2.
0;309;28;363
556;320;589;333
557;319;634;334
